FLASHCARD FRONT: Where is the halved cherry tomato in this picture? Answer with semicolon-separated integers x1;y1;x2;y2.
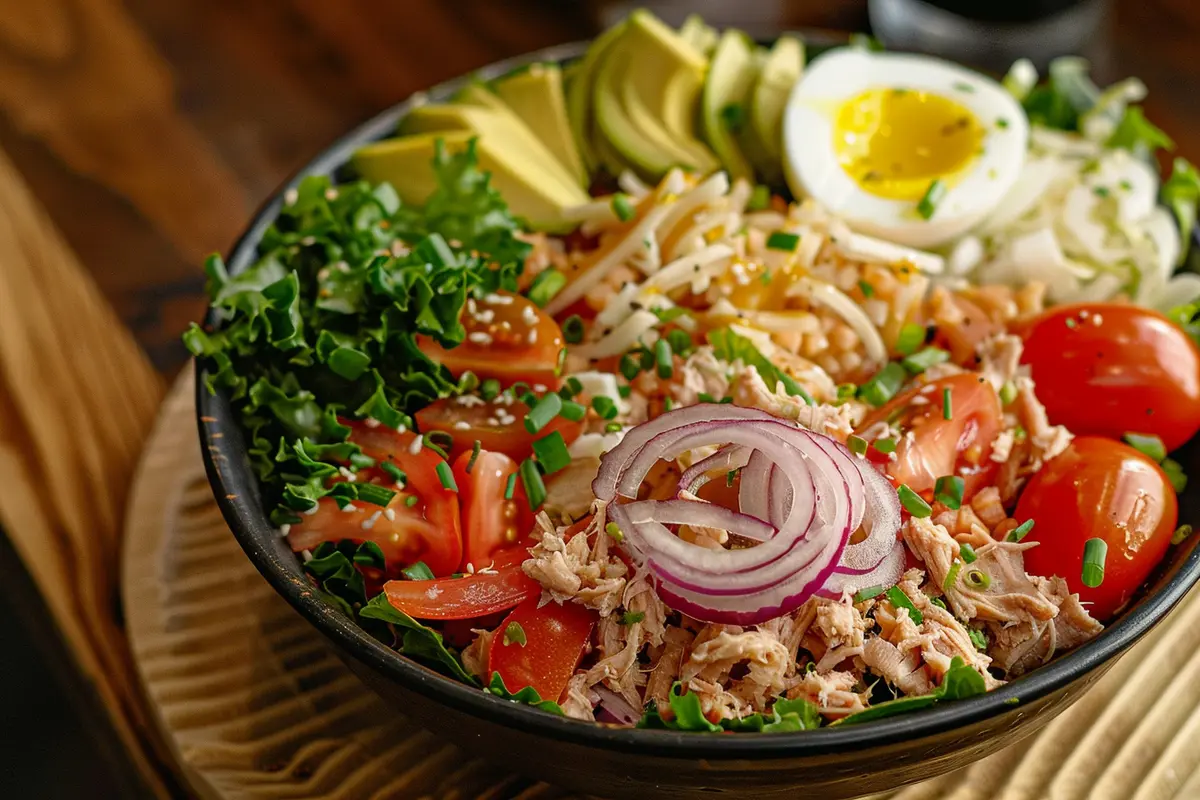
857;373;1003;499
415;393;583;462
287;422;462;576
1019;303;1200;452
453;449;534;571
382;547;539;620
416;291;565;389
487;596;597;702
1016;436;1178;620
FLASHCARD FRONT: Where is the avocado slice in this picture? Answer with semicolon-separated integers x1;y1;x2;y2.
493;63;588;188
399;104;585;201
748;37;805;186
566;21;629;177
678;14;718;55
593;10;719;179
701;30;761;183
352;132;583;233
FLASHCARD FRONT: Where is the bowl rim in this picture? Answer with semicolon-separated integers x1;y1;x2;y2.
195;38;1200;762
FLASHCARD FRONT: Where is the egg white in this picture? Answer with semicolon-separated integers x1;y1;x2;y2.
783;48;1030;249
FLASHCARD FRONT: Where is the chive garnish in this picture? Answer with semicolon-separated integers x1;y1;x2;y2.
562;314;584;344
1082;538;1108;587
853;585;885;604
618;384;632;398
436;461;458;492
859;362;908;407
886;586;924;625
942;387;952;420
524;392;563;434
999;381;1017;405
504;472;517;500
963;568;991;590
353;483;396;507
619;352;642;381
480;378;502;401
380;461;406;484
605;521;624;542
612;193;636;222
837;383;858;402
969;628;988;651
560;400;588;422
902;347;950;374
655;338;674;379
403;561;435;581
619;610;645;625
560;377;583;398
959;542;978;563
1123;432;1167;463
766;231;800;251
874;437;897;454
1007;519;1035;542
405;494;420;507
423;435;450;459
898;484;932;518
944;561;962;592
917;179;947;219
896;323;925;356
747;184;771;211
858;279;875;298
848;435;868;456
465;440;482;474
592;395;619;420
527;268;567;308
519;458;546;510
934;475;964;509
503;621;528;647
532;431;571;474
604;421;624;433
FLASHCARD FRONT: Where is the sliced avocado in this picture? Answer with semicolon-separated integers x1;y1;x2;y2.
399;104;584;200
678;14;718;55
701;30;761;183
593;10;719;179
566;20;629;176
493;63;588;188
352;132;583;233
748;37;805;186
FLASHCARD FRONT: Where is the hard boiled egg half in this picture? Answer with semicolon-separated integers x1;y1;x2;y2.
783;48;1029;249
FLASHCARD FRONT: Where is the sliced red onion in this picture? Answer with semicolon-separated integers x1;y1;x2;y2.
594;404;903;625
821;540;907;599
593;686;641;725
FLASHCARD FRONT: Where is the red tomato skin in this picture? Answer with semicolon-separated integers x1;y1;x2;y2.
453;449;534;571
487;596;597;702
415;395;583;463
382;547;539;620
1016;436;1178;620
1019;303;1200;452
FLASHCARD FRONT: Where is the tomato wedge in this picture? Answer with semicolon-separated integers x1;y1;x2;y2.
382;546;539;620
415;393;583;462
857;373;1003;499
453;449;534;571
416;291;565;389
487;596;597;701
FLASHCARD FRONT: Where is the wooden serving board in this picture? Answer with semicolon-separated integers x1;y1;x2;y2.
121;372;1200;800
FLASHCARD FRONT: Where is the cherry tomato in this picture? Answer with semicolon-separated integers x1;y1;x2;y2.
487;596;597;702
416;291;565;389
287;423;462;576
1016;436;1178;620
1019;303;1200;452
452;449;534;571
415;393;583;462
930;292;1003;366
857;374;1003;500
382;547;540;620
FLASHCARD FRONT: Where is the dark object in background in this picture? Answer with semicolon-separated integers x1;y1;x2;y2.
870;0;1108;70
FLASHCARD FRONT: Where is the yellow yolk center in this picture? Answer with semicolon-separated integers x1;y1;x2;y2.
834;88;984;201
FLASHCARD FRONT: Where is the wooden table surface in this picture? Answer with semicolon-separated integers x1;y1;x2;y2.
0;0;1197;796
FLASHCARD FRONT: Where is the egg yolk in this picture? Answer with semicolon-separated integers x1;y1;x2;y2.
834;88;984;201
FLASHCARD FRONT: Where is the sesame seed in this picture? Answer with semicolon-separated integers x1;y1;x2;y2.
528;330;538;344
338;466;357;482
1093;313;1104;325
522;305;538;325
532;384;548;393
475;309;495;324
468;299;477;313
361;510;382;530
466;562;476;574
335;261;351;273
342;503;358;512
468;332;493;345
317;267;331;281
453;420;471;430
284;188;299;206
486;417;500;426
384;508;396;521
301;549;314;563
364;417;381;428
324;188;339;201
390;240;410;257
396;424;407;434
409;435;424;455
304;504;320;516
278;524;291;537
484;293;513;305
300;236;316;246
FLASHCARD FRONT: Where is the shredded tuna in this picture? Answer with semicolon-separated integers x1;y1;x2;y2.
989;576;1103;675
731;366;863;440
681;629;791;712
976;333;1025;391
670;347;731;406
522;512;628;615
561;672;598;721
461;629;494;682
646;626;693;711
786;670;869;719
811;598;868;672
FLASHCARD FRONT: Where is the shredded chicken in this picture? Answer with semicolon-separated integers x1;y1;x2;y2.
522;512;628;615
731;366;864;439
561;672;598;721
811;597;868;672
989;576;1103;675
994;376;1073;503
670;347;731;406
786;670;869;719
646;626;693;711
461;629;494;682
976;333;1025;391
681;629;791;712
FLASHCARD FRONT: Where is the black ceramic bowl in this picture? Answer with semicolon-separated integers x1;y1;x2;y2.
196;40;1200;800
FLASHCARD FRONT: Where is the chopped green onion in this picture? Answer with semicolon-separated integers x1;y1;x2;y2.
1094;185;1111;198
655;338;674;379
503;621;528;647
532;431;571;474
666;328;694;357
853;585;885;604
886;586;924;625
618;384;632;398
942;387;953;420
747;184;771;211
519;458;546;510
465;440;482;474
996;117;1010;129
619;610;645;625
848;435;868;456
1123;432;1167;463
766;231;800;251
1172;524;1194;545
664;397;676;411
1007;519;1035;543
423;435;450;459
562;314;584;344
1162;158;1200;265
1163;458;1188;492
898;485;932;518
934;475;964;510
944;560;962;592
896;323;925;356
902;346;950;374
612;193;636;222
527;268;567;307
380;461;406;484
837;383;858;402
959;543;978;563
560;400;587;422
605;421;624;433
560;377;583;398
931;596;948;610
953;81;976;93
874;437;897;454
480;378;502;402
619;352;642;381
1109;106;1174;157
591;395;618;420
858;279;875;298
405;494;420;507
698;392;717;404
524;392;563;434
353;483;397;507
999;381;1017;405
1081;538;1108;588
436;461;458;492
859;362;908;407
720;101;746;132
917;179;947;220
963;568;991;591
605;521;624;542
968;628;988;651
504;472;517;500
403;561;435;581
